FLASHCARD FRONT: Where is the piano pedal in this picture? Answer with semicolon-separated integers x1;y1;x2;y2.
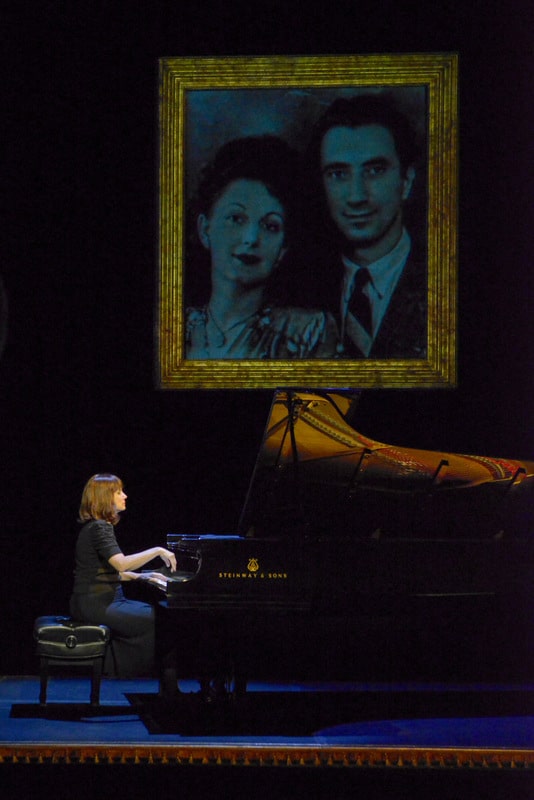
198;677;228;703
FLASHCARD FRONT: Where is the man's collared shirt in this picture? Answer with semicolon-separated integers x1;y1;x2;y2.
340;228;411;356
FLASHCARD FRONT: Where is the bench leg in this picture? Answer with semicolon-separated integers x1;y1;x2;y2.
39;657;49;705
90;657;104;706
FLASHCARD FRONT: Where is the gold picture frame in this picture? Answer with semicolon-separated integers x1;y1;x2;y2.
157;53;458;389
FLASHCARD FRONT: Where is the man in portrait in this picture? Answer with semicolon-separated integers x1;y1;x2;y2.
303;94;427;359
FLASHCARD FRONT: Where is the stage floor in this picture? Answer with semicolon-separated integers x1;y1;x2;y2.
2;674;534;771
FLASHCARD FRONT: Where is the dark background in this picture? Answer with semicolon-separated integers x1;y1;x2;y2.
1;1;533;676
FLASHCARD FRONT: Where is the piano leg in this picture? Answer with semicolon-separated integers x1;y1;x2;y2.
159;664;180;699
155;601;252;702
155;601;233;700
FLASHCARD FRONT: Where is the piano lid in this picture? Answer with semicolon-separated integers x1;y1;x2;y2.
238;389;534;540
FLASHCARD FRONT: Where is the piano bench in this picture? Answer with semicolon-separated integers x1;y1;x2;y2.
33;616;111;706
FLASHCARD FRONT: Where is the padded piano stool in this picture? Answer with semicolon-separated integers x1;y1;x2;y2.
34;616;111;706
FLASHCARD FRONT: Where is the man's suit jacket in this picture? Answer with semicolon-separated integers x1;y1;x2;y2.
303;243;427;360
366;246;427;359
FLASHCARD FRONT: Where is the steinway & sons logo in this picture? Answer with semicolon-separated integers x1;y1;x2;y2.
218;557;288;580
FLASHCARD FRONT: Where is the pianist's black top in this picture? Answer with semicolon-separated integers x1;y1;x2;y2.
71;519;122;595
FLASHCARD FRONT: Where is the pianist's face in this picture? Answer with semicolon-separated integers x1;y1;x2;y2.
113;489;127;513
197;179;287;288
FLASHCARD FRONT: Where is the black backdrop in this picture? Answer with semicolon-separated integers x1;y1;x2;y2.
1;1;533;674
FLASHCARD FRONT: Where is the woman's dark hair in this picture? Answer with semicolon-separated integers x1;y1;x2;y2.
196;135;301;241
307;93;419;178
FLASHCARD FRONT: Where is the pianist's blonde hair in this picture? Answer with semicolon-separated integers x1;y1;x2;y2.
79;473;124;525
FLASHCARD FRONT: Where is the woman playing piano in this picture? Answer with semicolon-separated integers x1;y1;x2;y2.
69;473;177;677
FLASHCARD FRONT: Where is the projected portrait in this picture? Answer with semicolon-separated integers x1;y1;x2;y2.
158;54;458;389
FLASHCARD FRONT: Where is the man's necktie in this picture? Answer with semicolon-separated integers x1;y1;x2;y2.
348;268;372;334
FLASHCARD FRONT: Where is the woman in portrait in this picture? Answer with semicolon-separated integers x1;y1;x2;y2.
185;135;339;359
70;473;177;677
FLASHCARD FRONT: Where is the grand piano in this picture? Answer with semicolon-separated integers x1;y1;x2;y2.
155;389;534;692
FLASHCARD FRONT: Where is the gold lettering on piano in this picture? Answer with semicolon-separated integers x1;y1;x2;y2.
217;558;288;580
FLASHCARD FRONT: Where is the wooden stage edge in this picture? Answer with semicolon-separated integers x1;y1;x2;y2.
1;743;534;770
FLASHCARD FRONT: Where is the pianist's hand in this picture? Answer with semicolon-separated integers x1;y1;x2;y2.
158;547;177;572
139;571;168;588
120;571;168;587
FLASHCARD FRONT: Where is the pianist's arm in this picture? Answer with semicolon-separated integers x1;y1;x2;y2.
108;546;176;574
